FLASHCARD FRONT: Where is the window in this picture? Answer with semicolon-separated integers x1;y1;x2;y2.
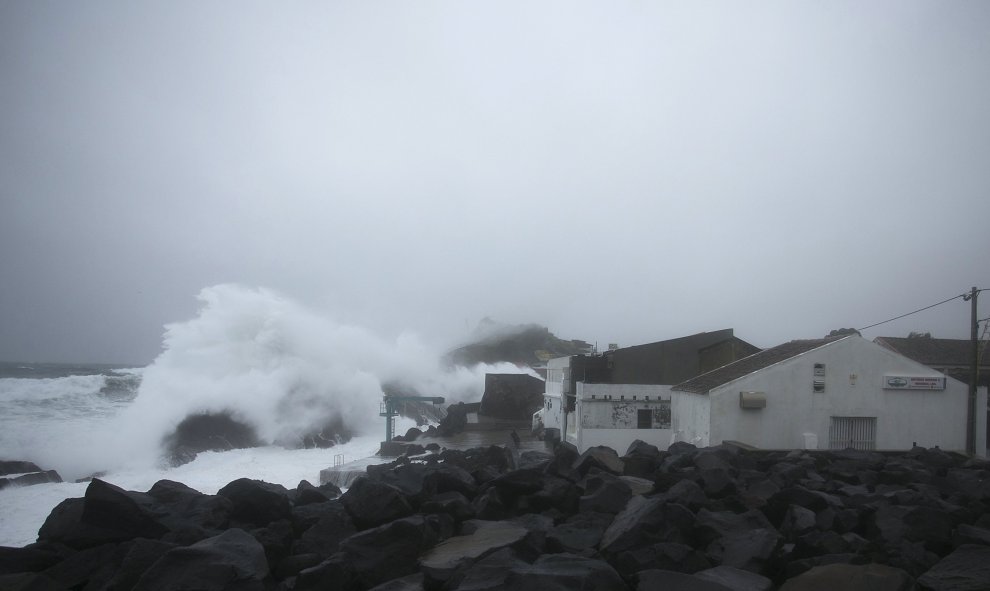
814;363;826;392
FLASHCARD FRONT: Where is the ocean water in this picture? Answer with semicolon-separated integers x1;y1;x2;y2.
0;284;530;548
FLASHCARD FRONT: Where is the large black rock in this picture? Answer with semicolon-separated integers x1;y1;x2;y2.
918;544;990;591
216;478;292;527
37;479;169;549
163;412;261;467
338;514;446;588
132;528;270;591
340;476;414;530
448;548;630;591
146;479;234;544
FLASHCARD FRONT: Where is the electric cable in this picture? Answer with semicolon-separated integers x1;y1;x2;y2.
858;293;967;332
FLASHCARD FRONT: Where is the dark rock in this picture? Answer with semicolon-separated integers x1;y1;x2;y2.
132;528;269;591
426;464;479;499
544;444;580;480
579;474;632;514
524;475;581;514
294;553;355;591
780;562;914;591
0;572;63;590
273;553;323;580
420;491;476;522
1;470;63;488
436;403;470;437
622;454;659;479
621;475;655;496
600;497;696;556
439;445;512;477
367;573;425;591
100;538;177;591
40;543;117;590
341;477;414;530
0;545;66;575
614;542;712;577
471;486;511;520
780;504;818;538
420;520;529;587
163;412;262;466
635;569;732;591
250;518;294;568
694;508;781;571
918;544;990;591
338;514;444;589
145;479;233;543
573;446;624;476
547;512;614;554
954;523;990;547
781;553;863;580
658;478;708;512
216;478;292;527
625;439;661;459
448;548;630;591
292;501;356;557
38;479;168;549
517;450;553;471
793;530;852;558
489;468;545;500
694;449;734;472
478;373;545;420
695;565;773;591
668;441;698;455
742;478;780;509
0;460;42;475
292;479;340;505
699;468;738;498
870;505;955;554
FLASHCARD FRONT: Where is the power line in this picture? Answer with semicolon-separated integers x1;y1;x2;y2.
857;293;967;332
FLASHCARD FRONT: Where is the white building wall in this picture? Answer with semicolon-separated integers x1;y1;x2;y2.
705;336;981;452
671;392;711;447
574;383;673;453
541;357;570;436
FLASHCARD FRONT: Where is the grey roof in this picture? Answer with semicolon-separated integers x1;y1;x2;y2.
672;337;845;394
874;336;990;368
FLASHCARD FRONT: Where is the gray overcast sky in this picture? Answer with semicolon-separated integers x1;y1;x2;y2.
1;1;989;365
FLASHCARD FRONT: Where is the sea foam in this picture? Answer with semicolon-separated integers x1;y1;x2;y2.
107;284;531;473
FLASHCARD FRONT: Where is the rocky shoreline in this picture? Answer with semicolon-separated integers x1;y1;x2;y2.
2;441;990;590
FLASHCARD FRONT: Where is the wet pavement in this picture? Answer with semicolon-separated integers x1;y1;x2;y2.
319;423;552;487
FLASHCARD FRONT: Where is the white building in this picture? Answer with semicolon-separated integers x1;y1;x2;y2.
572;383;673;453
536;356;569;438
670;335;987;454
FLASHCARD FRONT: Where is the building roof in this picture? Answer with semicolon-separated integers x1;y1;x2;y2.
672;337;845;394
874;336;990;368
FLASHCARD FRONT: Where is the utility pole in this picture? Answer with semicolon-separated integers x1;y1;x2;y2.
964;286;979;455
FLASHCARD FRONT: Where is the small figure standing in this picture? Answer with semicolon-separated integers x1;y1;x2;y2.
510;429;521;448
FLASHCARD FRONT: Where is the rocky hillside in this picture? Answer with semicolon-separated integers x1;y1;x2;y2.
444;322;592;368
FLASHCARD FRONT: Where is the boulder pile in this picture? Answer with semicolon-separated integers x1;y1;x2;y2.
3;442;990;590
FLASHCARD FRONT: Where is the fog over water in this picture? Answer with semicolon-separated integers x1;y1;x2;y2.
1;2;989;364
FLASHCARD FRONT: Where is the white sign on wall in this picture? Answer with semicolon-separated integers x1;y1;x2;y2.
883;375;946;390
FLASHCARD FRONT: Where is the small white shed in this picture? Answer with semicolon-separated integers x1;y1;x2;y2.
671;335;986;454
